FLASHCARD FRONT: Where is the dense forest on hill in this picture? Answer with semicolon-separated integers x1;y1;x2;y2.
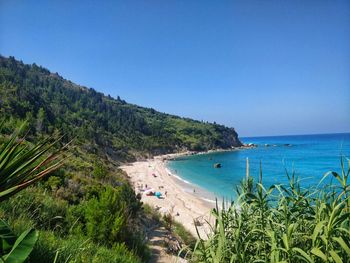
0;55;242;262
0;55;242;162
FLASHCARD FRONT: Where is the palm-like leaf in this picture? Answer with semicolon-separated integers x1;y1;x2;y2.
0;123;66;202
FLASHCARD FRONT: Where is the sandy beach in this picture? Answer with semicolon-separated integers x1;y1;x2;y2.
120;152;216;238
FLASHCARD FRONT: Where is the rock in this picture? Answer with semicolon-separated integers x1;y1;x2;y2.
247;143;257;147
214;163;222;168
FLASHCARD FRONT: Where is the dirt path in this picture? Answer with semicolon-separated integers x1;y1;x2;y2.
147;225;187;263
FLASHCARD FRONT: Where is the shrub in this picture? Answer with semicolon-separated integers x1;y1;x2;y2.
143;203;161;222
45;176;63;191
30;231;142;263
163;213;173;231
85;186;127;245
91;243;141;263
92;160;107;179
0;187;68;233
193;159;350;263
173;221;196;249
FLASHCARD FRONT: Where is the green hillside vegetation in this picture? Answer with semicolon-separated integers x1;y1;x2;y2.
0;55;242;162
0;124;197;262
0;126;150;262
1;55;240;262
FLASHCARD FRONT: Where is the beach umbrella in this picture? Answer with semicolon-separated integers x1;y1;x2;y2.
155;192;162;198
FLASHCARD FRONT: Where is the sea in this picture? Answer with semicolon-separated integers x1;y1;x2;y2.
167;133;350;202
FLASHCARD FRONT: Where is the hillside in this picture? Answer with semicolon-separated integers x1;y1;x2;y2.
0;55;242;262
0;55;242;161
0;55;216;262
0;56;241;160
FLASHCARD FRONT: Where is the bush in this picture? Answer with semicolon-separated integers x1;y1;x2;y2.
192;159;350;263
92;161;108;179
84;185;149;261
143;203;161;222
30;231;141;263
0;181;150;262
162;213;173;231
91;243;141;263
173;221;196;249
0;187;68;234
85;186;127;245
45;176;63;191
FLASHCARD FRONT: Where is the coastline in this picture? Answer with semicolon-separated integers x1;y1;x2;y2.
121;146;254;237
120;151;218;238
163;145;254;161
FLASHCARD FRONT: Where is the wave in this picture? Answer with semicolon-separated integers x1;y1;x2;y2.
200;197;216;204
166;168;218;205
165;168;192;185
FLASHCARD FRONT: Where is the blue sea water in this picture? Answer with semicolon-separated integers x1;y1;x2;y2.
167;133;350;200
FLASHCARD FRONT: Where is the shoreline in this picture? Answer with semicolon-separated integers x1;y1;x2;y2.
120;151;219;238
121;147;253;237
162;145;255;161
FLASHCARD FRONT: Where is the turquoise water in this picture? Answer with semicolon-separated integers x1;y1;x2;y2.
167;133;350;200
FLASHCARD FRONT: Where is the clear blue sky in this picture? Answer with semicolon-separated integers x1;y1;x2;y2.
1;0;349;137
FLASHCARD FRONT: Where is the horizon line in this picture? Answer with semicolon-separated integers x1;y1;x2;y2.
241;131;350;139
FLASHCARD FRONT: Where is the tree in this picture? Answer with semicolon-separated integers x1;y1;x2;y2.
36;107;46;134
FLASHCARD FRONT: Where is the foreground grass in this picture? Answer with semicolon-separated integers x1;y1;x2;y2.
192;158;350;263
0;186;144;263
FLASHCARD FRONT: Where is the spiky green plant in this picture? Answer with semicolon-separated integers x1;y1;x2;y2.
0;125;65;202
192;158;350;263
0;123;66;263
